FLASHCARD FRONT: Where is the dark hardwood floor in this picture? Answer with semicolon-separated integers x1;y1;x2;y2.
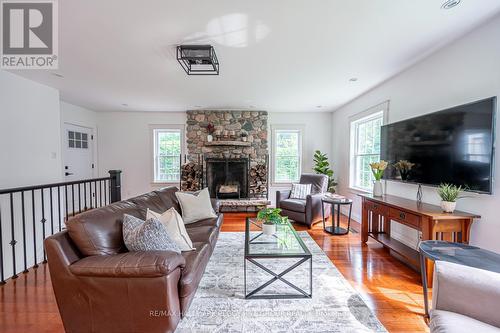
0;213;429;333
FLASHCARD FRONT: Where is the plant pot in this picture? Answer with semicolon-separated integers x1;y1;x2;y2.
207;134;213;142
262;223;276;236
441;201;456;213
373;180;383;197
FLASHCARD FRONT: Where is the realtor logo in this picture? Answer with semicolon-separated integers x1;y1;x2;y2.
1;0;58;69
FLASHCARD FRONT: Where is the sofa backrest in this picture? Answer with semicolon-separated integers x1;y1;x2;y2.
300;173;328;194
66;186;180;256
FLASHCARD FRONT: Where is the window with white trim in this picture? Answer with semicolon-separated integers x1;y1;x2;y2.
153;129;182;182
272;128;302;183
349;102;388;191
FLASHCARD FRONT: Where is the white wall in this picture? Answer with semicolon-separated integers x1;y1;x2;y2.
0;70;62;279
96;111;187;199
268;112;333;204
331;15;500;253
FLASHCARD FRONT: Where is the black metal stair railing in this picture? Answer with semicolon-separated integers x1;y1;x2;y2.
0;170;122;284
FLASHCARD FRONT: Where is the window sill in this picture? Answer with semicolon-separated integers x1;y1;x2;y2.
348;186;372;195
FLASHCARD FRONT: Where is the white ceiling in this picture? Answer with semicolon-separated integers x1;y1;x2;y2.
12;0;500;112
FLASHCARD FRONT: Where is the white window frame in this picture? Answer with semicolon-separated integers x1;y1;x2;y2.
150;124;185;184
349;101;389;192
271;125;304;185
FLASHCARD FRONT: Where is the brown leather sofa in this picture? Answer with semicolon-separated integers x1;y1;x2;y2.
276;173;330;228
44;186;222;333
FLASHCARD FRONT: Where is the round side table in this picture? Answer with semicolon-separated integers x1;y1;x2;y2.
321;197;353;235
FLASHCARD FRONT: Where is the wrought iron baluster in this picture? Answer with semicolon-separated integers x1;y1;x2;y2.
94;181;98;208
65;185;69;222
71;184;75;217
49;187;54;235
0;203;5;284
40;189;47;263
89;182;93;209
57;186;62;231
21;192;28;273
104;179;108;205
83;181;87;210
78;183;82;213
99;180;103;207
9;193;18;278
32;190;38;268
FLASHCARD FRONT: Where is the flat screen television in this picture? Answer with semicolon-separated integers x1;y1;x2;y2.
380;97;496;194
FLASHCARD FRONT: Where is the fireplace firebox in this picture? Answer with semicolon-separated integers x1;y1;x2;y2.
205;158;249;198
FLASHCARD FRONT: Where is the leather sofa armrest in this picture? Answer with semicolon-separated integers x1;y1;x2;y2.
210;198;220;213
69;251;186;278
276;190;291;208
306;193;328;225
432;261;500;328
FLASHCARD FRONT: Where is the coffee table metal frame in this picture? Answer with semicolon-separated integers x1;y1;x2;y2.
244;217;312;299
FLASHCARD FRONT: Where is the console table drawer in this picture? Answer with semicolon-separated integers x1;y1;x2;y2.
365;201;388;215
389;208;420;228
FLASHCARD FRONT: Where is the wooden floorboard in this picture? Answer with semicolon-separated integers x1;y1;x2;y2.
0;213;429;332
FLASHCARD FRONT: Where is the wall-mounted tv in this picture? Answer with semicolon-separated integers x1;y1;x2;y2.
381;97;496;194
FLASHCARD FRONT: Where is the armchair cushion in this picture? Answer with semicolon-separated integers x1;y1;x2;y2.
279;199;307;213
69;250;186;278
299;174;328;194
431;310;500;333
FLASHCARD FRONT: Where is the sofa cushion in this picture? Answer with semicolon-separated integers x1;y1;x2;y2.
184;217;221;229
66;201;143;256
290;183;312;199
187;226;218;249
122;214;181;253
69;250;185;277
129;191;170;215
147;208;195;251
279;199;307;213
179;242;211;299
430;310;500;333
175;188;217;224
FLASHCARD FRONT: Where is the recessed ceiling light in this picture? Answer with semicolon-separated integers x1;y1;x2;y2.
349;78;358;82
249;105;256;109
316;105;322;109
193;105;202;108
441;0;461;9
52;73;64;78
122;103;128;107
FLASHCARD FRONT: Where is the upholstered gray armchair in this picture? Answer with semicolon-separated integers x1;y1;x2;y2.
430;261;500;333
276;174;330;228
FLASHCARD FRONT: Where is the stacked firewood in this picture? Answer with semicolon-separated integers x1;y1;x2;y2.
249;164;268;197
181;162;202;191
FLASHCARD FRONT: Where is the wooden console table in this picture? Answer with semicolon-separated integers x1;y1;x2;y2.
359;194;480;284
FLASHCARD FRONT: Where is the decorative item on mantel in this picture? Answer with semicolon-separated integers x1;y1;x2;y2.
257;207;287;236
437;183;464;213
369;160;388;197
393;160;415;181
206;123;215;142
241;130;248;142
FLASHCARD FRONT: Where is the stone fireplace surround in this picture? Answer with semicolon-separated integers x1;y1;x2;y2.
184;110;268;198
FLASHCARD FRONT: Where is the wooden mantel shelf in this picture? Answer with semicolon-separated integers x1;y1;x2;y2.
205;141;251;147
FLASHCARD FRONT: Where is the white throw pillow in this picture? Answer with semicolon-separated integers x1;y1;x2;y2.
290;183;312;199
147;208;195;251
175;188;217;224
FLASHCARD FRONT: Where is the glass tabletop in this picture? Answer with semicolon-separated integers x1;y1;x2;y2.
245;218;311;257
419;240;500;274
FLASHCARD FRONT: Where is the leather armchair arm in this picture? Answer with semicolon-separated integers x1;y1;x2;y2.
432;261;500;328
306;193;327;225
276;190;291;208
69;250;186;278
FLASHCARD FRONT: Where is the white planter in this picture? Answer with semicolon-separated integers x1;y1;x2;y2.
207;134;213;142
262;223;276;236
373;180;383;197
441;201;456;213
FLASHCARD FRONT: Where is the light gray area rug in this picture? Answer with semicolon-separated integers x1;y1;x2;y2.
177;232;387;332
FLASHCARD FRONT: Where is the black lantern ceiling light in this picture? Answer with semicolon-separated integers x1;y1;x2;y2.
176;45;219;75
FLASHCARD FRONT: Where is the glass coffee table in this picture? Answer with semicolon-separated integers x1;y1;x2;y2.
244;217;312;299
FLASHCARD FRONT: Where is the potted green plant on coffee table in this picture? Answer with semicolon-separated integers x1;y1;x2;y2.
437;183;463;213
257;208;287;235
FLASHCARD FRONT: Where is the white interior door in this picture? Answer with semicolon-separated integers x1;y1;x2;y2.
63;123;95;214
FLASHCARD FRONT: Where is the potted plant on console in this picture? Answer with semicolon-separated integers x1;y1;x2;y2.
369;160;388;197
437;183;463;213
257;208;287;235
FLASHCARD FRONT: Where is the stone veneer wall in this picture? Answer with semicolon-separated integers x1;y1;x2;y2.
186;110;268;166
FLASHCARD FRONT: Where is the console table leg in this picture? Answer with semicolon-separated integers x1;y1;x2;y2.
361;201;369;243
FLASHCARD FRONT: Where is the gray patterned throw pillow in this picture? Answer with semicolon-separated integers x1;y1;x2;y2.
122;214;181;253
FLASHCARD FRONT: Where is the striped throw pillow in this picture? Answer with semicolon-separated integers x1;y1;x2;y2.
290;183;312;199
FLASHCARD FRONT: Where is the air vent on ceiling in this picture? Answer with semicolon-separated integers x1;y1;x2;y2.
441;0;461;9
176;45;219;75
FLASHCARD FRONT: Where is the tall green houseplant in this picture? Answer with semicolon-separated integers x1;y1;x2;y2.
313;150;337;192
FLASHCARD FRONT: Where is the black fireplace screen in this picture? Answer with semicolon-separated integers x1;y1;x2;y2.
205;158;249;198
